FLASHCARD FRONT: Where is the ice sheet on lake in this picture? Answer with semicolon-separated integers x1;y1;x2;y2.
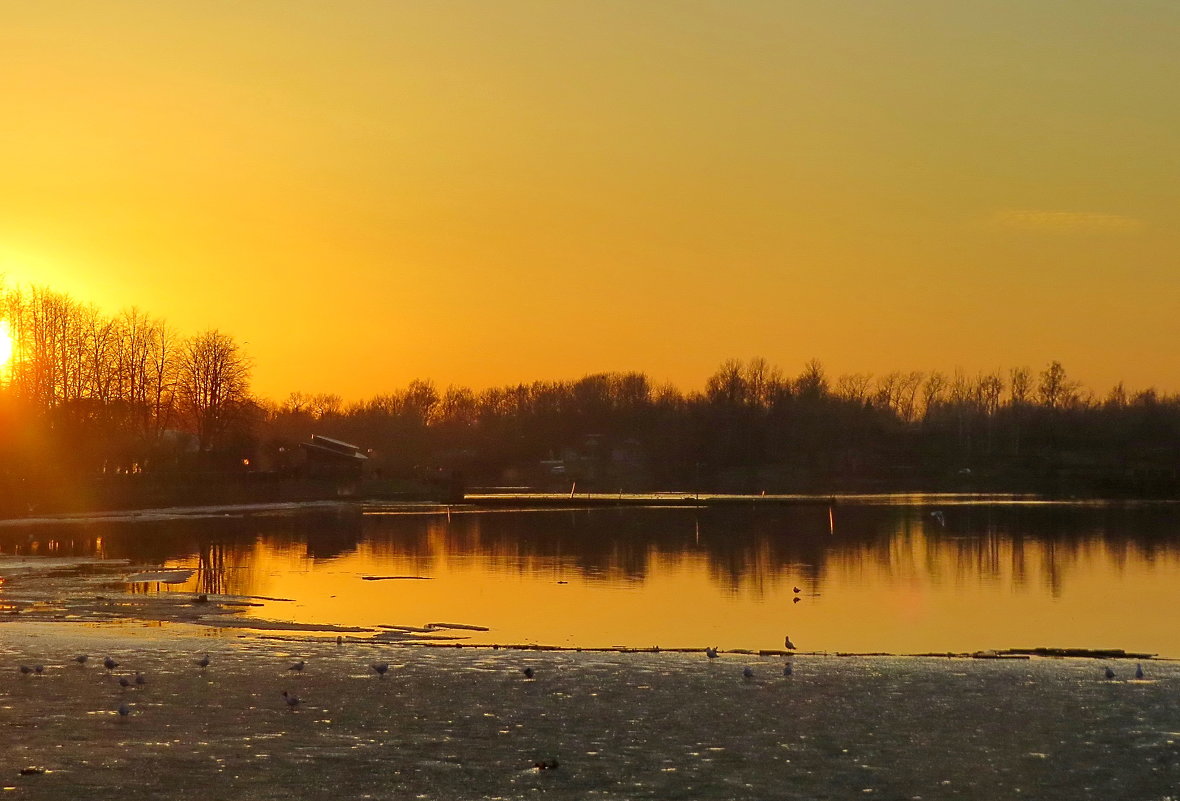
0;500;357;527
0;556;130;576
124;569;196;584
2;638;1178;800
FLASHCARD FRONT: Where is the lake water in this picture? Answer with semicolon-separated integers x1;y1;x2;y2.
5;495;1180;657
6;495;1180;800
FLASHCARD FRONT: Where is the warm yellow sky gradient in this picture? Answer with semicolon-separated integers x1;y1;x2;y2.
3;1;1177;400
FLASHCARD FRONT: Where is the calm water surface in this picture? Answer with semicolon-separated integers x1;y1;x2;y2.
6;497;1180;656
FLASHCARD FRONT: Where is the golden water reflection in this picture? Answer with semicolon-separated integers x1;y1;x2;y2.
131;503;1180;657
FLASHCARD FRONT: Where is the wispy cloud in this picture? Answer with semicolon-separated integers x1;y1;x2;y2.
986;209;1146;234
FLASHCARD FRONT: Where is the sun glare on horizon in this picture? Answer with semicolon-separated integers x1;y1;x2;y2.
0;320;13;371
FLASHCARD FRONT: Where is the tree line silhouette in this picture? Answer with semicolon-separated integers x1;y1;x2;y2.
266;358;1178;496
2;284;1178;507
0;285;254;510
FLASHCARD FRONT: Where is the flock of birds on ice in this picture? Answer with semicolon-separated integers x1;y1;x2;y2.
12;634;814;723
14;631;1149;722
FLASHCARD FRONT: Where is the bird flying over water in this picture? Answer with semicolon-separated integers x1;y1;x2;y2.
930;510;946;527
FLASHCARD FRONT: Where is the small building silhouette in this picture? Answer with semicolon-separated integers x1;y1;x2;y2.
300;435;368;480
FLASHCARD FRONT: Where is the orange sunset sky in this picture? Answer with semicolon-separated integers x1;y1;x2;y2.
2;1;1177;401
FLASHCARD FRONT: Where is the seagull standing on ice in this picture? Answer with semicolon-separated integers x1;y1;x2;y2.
743;666;754;679
784;635;797;651
783;663;793;676
74;655;89;665
289;660;305;672
103;656;119;670
371;662;389;679
117;702;130;718
522;667;535;679
705;647;719;659
1135;664;1145;679
196;654;210;670
1104;666;1116;680
282;691;302;710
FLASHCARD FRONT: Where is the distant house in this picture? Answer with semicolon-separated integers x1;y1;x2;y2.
300;435;368;480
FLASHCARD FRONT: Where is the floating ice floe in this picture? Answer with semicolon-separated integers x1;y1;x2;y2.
124;569;196;584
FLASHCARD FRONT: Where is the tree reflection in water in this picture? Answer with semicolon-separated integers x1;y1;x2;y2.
2;502;1180;596
3;500;1180;652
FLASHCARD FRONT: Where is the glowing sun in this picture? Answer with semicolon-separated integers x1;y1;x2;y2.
0;320;13;370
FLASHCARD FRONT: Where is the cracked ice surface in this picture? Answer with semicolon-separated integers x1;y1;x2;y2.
3;633;1179;800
